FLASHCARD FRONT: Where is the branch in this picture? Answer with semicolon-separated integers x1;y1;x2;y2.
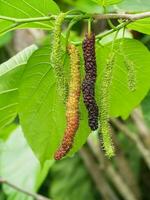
94;11;150;21
80;148;119;200
0;12;150;23
111;118;150;169
0;177;50;200
0;11;150;42
0;14;84;23
88;137;139;200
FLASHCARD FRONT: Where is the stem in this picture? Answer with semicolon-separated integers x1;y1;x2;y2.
0;177;50;200
88;17;92;36
93;11;150;21
0;11;149;41
0;22;19;35
107;19;118;30
0;14;88;23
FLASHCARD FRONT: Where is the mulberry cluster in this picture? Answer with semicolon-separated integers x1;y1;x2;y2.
54;44;81;160
51;13;67;102
82;33;99;131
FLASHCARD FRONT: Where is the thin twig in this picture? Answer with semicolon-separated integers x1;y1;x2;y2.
0;177;50;200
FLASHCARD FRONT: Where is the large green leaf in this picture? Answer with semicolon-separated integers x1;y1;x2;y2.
96;38;150;119
114;0;150;12
0;0;60;36
64;0;150;12
66;0;103;13
0;45;37;129
92;0;122;6
0;126;53;200
128;18;150;35
19;46;90;164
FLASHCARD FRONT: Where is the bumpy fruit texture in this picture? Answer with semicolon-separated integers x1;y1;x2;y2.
125;59;136;92
100;53;115;158
51;13;67;102
82;33;99;131
54;44;81;160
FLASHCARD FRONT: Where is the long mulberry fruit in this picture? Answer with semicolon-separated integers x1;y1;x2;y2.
54;44;81;160
100;53;115;158
51;13;67;102
82;33;99;131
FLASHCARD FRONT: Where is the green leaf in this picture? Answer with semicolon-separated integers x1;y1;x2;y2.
114;0;150;12
96;38;150;119
0;126;53;200
92;0;122;6
0;45;37;129
19;46;90;164
128;18;150;35
67;0;103;13
64;0;150;12
0;0;60;36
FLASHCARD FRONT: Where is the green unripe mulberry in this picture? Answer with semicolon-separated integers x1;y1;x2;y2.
100;53;115;158
51;13;67;102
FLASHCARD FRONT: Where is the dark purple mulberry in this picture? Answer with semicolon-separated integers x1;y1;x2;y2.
82;33;99;131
